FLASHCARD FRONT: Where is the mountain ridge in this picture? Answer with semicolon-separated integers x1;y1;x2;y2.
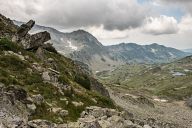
13;20;189;72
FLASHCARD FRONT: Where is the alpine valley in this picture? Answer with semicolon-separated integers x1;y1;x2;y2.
0;13;192;128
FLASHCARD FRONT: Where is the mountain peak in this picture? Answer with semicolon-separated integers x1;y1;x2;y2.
71;29;89;35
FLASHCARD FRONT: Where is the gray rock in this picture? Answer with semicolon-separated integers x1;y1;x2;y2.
59;110;69;117
48;58;54;63
28;31;51;50
42;71;51;81
35;47;45;60
17;20;35;38
143;124;152;128
32;94;44;105
0;88;28;128
28;119;57;128
72;101;84;107
27;104;36;114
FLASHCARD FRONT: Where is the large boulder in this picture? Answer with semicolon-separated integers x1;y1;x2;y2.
27;31;51;50
0;87;28;128
16;20;35;38
12;19;56;53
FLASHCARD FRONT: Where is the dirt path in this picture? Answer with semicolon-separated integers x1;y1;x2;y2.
107;87;192;128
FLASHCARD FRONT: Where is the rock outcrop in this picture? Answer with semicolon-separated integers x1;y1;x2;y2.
0;85;28;128
0;14;18;37
16;20;35;38
12;19;56;53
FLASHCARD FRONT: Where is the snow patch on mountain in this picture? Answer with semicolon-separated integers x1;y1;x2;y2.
151;48;158;53
67;41;78;51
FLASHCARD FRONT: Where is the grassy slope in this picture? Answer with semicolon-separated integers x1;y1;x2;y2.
0;38;115;123
97;61;192;100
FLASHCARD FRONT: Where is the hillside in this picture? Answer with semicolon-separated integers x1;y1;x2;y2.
14;21;189;72
96;56;192;128
0;14;119;127
97;56;192;100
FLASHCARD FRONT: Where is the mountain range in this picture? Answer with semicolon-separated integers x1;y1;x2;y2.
14;21;189;72
182;49;192;53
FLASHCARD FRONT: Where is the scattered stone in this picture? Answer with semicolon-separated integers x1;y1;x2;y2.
27;104;36;114
59;110;69;117
67;122;79;128
42;71;51;81
52;107;62;113
4;51;25;61
72;101;84;107
28;119;57;128
48;58;54;63
35;47;45;60
32;94;44;105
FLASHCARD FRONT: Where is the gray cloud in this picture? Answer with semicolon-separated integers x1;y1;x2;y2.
0;0;150;31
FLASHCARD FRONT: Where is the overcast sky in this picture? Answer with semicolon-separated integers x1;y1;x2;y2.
0;0;192;49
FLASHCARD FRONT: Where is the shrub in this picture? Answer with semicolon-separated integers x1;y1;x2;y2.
75;74;91;90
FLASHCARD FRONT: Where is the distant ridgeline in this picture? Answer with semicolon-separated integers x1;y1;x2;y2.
14;20;190;72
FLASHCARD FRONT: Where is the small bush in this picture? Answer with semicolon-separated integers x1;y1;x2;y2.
75;74;91;90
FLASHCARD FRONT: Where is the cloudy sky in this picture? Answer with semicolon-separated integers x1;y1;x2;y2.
0;0;192;49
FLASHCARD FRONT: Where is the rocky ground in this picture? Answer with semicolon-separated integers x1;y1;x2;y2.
107;86;192;128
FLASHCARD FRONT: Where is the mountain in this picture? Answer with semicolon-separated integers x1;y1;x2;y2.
14;21;189;72
106;43;188;63
182;48;192;53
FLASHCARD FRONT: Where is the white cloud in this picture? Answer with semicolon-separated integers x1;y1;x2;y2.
142;15;179;35
178;14;192;32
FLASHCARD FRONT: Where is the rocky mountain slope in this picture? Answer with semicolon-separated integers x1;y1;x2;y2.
14;21;189;72
0;14;118;127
